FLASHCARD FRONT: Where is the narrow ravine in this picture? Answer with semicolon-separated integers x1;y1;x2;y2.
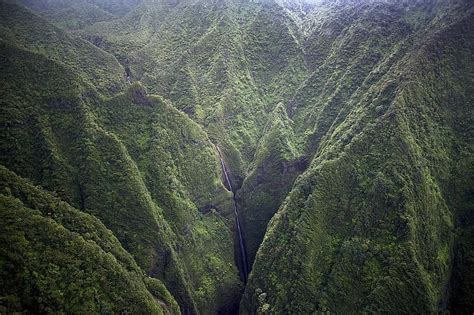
216;146;249;284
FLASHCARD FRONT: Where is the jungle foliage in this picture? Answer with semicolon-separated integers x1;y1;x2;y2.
0;0;473;313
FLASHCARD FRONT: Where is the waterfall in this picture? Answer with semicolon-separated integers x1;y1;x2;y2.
216;146;249;283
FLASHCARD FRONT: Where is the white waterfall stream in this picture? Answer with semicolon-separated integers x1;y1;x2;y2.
216;146;249;283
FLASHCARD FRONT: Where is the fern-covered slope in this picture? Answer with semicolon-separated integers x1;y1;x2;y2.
0;1;126;96
0;3;242;314
243;1;474;312
0;165;180;314
1;0;473;313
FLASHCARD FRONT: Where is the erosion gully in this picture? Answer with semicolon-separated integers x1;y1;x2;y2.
216;146;249;284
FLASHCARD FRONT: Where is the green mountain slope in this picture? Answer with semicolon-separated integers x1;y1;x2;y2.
237;103;306;265
0;165;179;314
0;3;242;313
1;0;473;313
0;1;126;96
70;1;312;266
242;1;474;313
9;0;143;16
79;0;308;171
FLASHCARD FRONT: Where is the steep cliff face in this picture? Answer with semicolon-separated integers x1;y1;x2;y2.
242;1;474;313
1;3;241;314
67;0;312;267
0;165;180;314
1;0;473;313
237;104;306;265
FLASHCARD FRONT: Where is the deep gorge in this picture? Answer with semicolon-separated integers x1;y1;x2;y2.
217;146;250;284
0;0;473;313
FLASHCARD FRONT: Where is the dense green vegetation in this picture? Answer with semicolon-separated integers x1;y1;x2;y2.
1;2;241;313
238;103;305;264
242;1;474;313
0;1;125;96
0;165;179;314
1;0;473;313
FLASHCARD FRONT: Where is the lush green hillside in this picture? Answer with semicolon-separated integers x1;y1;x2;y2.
74;0;312;266
0;3;242;313
80;0;308;172
237;103;306;265
237;0;455;266
242;0;474;313
0;165;179;314
1;0;473;313
9;0;143;16
0;1;126;96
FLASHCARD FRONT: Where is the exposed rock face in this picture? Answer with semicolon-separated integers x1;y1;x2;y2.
130;82;152;106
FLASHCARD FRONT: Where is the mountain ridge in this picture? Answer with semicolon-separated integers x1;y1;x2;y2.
0;0;472;313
